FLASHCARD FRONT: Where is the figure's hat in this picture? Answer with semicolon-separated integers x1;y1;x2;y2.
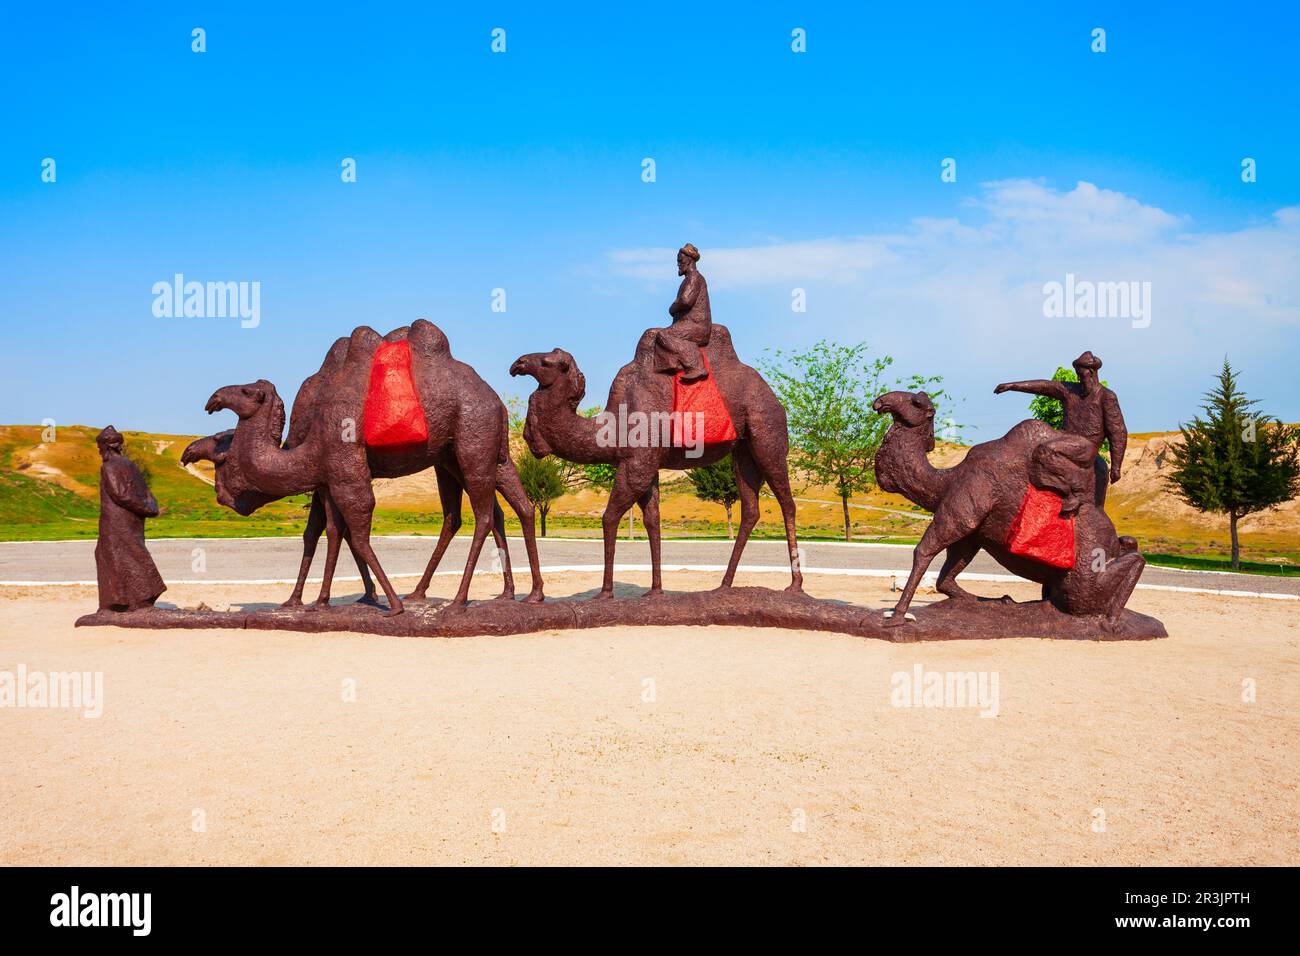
679;242;700;261
1072;350;1102;371
96;425;124;450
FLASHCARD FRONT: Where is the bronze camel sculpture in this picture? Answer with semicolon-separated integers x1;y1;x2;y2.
510;324;802;598
872;390;1145;629
198;321;544;615
181;430;525;609
183;329;528;607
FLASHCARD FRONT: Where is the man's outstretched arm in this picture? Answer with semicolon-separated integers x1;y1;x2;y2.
993;379;1070;399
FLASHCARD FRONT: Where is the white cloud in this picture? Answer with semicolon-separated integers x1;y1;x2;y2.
607;180;1299;327
603;180;1300;433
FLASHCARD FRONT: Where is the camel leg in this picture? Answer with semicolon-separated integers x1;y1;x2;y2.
597;456;656;600
349;541;379;606
449;483;497;606
331;485;378;606
639;475;662;595
284;491;327;607
885;505;978;628
448;442;502;606
314;493;345;607
332;485;404;617
745;426;804;592
496;459;545;603
407;465;463;602
338;518;379;606
720;445;763;588
934;538;982;602
1102;552;1144;626
490;498;515;600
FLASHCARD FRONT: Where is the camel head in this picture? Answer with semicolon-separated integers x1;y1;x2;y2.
874;391;936;452
510;349;590;458
181;427;278;516
510;349;587;404
205;380;277;420
181;429;235;466
204;379;286;445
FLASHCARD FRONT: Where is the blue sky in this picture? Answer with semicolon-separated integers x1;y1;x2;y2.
2;2;1297;438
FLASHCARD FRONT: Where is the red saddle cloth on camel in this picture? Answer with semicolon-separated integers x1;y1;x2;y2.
671;353;737;447
1006;485;1076;569
364;340;429;448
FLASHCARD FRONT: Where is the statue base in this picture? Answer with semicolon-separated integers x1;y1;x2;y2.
75;586;1166;642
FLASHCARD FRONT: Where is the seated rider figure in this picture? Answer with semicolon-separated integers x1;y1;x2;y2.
994;350;1128;518
654;243;711;382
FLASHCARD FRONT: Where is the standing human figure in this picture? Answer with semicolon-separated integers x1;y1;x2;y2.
994;351;1128;516
93;425;167;611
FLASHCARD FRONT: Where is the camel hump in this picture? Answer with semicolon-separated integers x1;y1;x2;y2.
706;324;739;364
286;337;353;448
383;326;411;343
409;319;452;359
323;336;351;366
349;325;383;352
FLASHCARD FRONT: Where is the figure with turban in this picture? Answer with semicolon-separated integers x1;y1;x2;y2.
654;243;712;382
93;426;167;611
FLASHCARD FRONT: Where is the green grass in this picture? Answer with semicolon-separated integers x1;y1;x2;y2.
3;424;1297;578
1141;552;1298;577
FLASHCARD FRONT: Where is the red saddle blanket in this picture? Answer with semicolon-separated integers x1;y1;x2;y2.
1006;486;1076;569
364;340;429;448
671;353;737;447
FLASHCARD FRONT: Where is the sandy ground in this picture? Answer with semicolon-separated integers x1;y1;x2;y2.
1;570;1296;866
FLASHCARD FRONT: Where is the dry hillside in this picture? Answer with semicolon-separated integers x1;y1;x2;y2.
2;424;1297;564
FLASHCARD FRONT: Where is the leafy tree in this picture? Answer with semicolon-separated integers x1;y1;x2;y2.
502;394;527;435
581;461;641;538
515;451;568;537
582;462;616;490
761;341;950;540
686;454;739;538
1028;366;1111;454
1165;360;1300;570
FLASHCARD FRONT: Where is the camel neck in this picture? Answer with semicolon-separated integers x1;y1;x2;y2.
527;390;614;465
877;423;947;513
232;408;315;498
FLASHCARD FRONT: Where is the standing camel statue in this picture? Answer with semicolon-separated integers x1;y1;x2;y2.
510;323;802;598
201;320;544;615
183;330;532;608
181;430;523;609
871;390;1145;630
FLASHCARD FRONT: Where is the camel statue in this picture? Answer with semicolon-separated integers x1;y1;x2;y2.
199;320;544;615
871;390;1145;629
182;429;526;609
510;324;802;597
183;330;532;609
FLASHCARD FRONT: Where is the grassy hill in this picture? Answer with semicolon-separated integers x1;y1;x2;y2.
1;424;1297;572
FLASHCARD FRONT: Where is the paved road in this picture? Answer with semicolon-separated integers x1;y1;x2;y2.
2;536;1295;597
